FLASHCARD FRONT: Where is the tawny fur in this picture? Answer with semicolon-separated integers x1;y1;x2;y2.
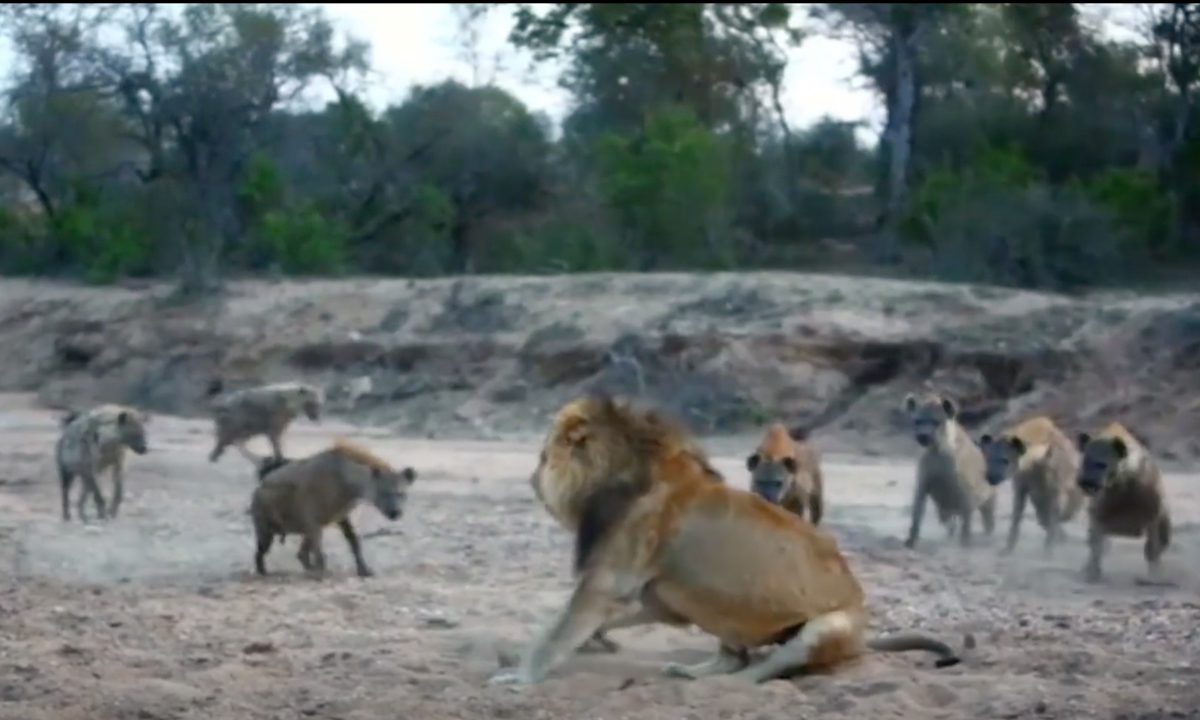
902;391;997;549
527;396;723;654
249;437;416;578
1075;423;1171;585
979;416;1084;557
56;404;149;522
489;395;962;686
747;422;824;526
207;380;323;463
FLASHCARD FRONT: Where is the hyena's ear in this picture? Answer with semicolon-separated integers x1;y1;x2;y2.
1008;436;1026;456
1110;436;1128;459
979;433;993;447
401;467;417;484
902;394;917;414
117;411;131;426
1076;432;1091;452
940;396;958;420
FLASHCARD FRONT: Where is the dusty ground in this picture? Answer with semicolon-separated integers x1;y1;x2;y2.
3;273;1200;719
0;392;1198;720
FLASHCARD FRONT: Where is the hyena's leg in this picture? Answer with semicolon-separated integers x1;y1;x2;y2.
59;466;76;522
267;432;284;463
1002;485;1029;556
296;535;314;570
78;468;107;522
904;482;930;549
1083;521;1106;583
303;529;327;574
1143;514;1171;583
980;492;997;537
254;519;275;576
1043;497;1064;557
958;507;975;548
109;458;126;519
337;518;373;578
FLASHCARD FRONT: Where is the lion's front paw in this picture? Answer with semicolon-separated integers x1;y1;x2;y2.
487;671;529;686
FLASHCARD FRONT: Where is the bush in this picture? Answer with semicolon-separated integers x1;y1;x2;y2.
902;146;1143;291
595;106;735;270
260;204;347;276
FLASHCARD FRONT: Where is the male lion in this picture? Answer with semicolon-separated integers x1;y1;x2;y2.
56;404;150;522
207;379;323;463
489;394;962;686
903;390;996;549
250;437;417;578
979;416;1083;556
526;396;723;654
1075;423;1171;585
747;422;824;525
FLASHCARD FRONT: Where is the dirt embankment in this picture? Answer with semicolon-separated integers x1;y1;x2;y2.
6;273;1200;459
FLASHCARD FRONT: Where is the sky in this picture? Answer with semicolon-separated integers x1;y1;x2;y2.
328;4;882;138
0;4;1151;146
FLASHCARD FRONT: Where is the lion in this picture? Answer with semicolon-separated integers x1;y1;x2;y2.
526;397;724;654
747;422;824;525
56;404;150;522
206;379;323;463
488;394;962;686
249;437;417;578
902;390;997;549
1075;423;1171;585
979;416;1084;557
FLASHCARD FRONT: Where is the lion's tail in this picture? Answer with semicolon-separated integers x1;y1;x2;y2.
866;633;961;668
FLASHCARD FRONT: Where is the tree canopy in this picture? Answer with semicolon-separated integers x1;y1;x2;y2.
0;2;1197;293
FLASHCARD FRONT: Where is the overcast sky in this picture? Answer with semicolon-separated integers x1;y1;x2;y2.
0;4;1150;145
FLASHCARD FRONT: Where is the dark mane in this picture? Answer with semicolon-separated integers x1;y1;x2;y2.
573;394;721;574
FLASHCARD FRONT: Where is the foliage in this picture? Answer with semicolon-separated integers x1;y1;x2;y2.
595;106;733;269
0;3;1198;292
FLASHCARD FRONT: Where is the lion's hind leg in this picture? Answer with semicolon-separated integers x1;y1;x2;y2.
664;645;750;679
728;610;864;684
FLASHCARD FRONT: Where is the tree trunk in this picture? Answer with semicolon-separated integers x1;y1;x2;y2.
879;27;918;263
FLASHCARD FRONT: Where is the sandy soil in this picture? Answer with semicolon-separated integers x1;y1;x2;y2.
1;393;1198;720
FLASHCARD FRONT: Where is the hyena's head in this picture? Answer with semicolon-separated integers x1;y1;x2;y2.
291;385;323;422
1075;431;1128;497
903;392;958;449
99;409;149;455
979;433;1026;487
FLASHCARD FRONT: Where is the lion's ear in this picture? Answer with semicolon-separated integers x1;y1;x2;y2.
562;417;590;447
